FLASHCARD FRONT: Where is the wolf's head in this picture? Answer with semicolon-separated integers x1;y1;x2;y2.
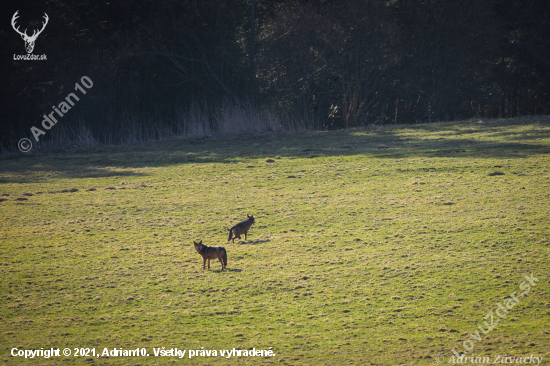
247;215;255;225
193;240;203;253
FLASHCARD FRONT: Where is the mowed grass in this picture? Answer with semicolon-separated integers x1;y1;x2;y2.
1;116;549;365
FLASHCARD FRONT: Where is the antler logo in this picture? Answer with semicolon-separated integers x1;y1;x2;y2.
11;10;49;54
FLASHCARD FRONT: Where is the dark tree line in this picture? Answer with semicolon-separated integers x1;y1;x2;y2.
1;0;549;151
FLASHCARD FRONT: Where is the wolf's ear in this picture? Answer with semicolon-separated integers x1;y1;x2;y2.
198;240;202;244
193;241;197;244
247;214;251;218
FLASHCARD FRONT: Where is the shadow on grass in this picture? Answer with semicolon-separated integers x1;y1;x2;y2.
1;117;549;183
0;167;145;184
211;268;242;273
241;239;271;245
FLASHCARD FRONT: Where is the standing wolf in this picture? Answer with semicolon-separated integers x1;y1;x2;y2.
193;240;227;270
228;215;255;243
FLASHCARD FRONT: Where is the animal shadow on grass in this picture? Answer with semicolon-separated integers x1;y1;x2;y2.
211;268;242;273
241;239;271;245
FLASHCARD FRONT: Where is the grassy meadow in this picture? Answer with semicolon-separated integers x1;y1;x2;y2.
1;116;549;365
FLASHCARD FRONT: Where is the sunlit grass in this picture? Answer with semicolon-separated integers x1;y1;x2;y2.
1;116;549;365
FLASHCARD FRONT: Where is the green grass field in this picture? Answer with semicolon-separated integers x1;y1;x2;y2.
1;116;549;365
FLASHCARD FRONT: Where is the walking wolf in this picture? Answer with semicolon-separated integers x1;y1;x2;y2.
228;215;255;243
193;240;227;270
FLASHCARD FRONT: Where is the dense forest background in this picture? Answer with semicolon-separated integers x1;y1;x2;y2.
1;0;549;151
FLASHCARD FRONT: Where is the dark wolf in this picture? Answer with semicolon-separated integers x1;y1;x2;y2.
228;215;255;243
193;240;227;270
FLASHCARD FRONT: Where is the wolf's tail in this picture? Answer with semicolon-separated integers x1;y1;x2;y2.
222;249;228;267
228;228;233;242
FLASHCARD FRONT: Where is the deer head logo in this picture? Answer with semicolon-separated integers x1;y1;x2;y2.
11;10;49;54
